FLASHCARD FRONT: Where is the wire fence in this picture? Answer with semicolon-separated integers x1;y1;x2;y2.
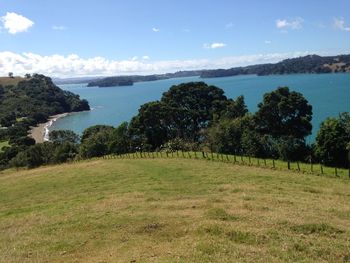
74;150;350;180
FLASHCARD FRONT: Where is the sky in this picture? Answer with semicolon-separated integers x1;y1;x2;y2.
0;0;350;77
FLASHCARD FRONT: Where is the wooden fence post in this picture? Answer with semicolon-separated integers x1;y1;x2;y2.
264;159;267;166
257;158;260;166
188;152;191;158
320;165;324;175
234;155;237;163
287;161;290;170
297;162;300;172
272;159;275;169
248;156;251;165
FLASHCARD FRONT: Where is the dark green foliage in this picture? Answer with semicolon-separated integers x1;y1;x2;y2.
79;126;114;158
81;125;114;142
255;87;312;139
108;122;131;154
49;130;80;144
129;82;233;149
315;113;350;167
53;142;78;163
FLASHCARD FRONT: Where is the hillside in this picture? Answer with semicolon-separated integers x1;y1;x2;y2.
1;157;349;262
200;54;350;78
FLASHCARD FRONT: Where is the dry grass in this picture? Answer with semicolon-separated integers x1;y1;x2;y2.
0;158;350;262
0;77;24;86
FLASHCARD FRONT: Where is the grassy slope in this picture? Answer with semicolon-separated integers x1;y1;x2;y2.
0;77;24;86
0;158;349;263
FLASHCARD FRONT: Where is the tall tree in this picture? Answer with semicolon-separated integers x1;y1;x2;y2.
255;87;312;139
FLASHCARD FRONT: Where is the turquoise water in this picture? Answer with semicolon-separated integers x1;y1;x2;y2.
52;74;350;142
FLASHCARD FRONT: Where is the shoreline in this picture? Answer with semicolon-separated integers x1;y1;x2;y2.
29;113;69;143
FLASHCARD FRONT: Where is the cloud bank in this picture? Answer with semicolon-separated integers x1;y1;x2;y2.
1;12;34;34
0;51;315;78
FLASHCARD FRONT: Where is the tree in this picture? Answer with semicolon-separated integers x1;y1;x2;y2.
128;102;170;149
160;82;229;141
255;87;313;139
315;115;350;167
25;73;31;79
49;130;80;144
53;142;78;163
81;125;114;142
8;72;13;78
223;95;248;119
108;122;131;154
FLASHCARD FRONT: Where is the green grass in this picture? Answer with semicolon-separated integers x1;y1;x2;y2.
0;141;9;152
0;158;350;262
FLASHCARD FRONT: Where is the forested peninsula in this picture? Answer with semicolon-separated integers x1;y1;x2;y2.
0;74;89;166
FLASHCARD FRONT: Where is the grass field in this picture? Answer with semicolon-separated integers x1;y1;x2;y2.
0;77;24;86
1;158;350;262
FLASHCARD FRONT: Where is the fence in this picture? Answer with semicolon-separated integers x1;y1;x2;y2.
83;150;350;179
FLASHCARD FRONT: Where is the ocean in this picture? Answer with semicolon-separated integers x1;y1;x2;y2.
52;73;350;142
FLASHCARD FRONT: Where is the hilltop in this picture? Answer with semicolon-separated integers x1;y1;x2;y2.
0;157;349;262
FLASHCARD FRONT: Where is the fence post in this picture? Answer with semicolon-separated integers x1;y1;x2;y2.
188;152;191;158
257;158;260;166
272;159;275;169
320;164;324;175
240;155;244;163
248;156;251;165
287;161;290;170
166;152;169;158
234;155;237;163
297;162;300;172
226;154;229;161
264;159;267;166
177;151;179;157
202;151;206;159
194;151;197;159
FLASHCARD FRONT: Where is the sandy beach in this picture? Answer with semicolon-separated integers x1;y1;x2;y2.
29;113;68;143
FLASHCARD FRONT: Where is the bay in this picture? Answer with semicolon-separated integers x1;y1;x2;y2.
52;73;350;142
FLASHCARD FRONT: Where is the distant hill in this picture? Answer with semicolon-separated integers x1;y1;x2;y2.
87;71;203;87
54;54;350;87
200;54;350;78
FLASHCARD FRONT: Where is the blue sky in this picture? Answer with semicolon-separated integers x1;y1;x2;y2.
1;0;350;77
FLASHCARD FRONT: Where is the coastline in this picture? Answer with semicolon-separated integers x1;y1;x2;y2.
29;113;68;143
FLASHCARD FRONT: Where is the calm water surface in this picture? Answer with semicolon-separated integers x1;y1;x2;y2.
52;74;350;141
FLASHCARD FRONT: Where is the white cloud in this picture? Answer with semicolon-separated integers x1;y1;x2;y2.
142;55;150;60
52;25;66;31
264;40;272;44
152;27;160;32
0;51;317;78
131;56;138;61
1;12;34;34
333;18;350;32
203;42;227;49
276;17;303;31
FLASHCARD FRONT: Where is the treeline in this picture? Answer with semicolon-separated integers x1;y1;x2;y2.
87;71;203;87
200;54;350;78
3;82;349;170
0;74;90;168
